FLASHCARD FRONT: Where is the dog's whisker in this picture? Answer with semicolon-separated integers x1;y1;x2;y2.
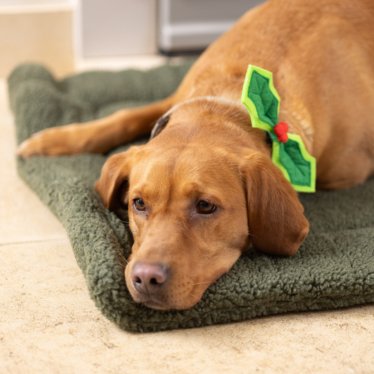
115;250;129;267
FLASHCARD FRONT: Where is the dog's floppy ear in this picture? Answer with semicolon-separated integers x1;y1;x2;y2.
241;153;309;256
95;147;139;211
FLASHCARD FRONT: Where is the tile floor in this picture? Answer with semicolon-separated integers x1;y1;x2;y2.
1;61;374;373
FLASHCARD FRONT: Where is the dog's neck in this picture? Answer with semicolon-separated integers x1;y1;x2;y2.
163;96;313;155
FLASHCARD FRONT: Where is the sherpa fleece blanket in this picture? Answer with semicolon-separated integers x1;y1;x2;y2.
8;63;374;332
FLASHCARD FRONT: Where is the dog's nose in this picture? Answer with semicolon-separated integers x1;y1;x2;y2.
131;262;169;294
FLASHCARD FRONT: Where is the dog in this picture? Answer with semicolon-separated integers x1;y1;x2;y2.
18;0;374;310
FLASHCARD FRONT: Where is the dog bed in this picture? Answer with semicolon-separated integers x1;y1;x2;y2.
8;63;374;332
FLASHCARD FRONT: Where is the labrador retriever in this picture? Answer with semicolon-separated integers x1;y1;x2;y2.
18;0;374;310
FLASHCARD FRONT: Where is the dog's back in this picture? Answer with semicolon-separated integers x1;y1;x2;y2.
175;0;374;189
18;0;374;189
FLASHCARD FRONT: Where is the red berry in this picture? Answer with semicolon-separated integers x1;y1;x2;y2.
274;122;289;143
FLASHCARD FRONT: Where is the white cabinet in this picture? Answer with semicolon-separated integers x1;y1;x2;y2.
81;0;156;57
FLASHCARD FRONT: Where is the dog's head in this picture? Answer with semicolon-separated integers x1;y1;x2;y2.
95;101;309;310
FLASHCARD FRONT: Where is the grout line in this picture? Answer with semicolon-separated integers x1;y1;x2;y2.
0;237;70;247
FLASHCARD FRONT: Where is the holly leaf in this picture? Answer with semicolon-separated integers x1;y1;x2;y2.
241;65;280;131
272;134;316;192
241;65;316;193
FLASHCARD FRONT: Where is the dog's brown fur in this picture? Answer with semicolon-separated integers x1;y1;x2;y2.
18;0;374;310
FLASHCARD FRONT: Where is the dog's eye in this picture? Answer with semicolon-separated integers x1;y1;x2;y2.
133;198;146;212
196;200;217;214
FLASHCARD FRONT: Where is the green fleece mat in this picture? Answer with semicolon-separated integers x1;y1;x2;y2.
8;63;374;332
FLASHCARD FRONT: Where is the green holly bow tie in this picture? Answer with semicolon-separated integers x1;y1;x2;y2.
241;65;316;193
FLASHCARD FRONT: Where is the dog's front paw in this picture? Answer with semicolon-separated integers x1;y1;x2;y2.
17;125;81;157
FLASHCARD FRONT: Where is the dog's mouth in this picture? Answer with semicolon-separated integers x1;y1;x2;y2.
128;282;205;311
131;293;172;310
140;299;170;310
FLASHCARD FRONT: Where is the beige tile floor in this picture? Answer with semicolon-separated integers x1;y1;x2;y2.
1;62;374;373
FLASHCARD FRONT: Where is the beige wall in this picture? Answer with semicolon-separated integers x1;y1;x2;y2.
0;6;75;78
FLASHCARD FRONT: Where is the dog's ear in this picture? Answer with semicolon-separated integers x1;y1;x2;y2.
241;153;309;256
95;147;139;211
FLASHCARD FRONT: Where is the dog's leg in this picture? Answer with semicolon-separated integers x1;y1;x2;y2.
17;97;174;157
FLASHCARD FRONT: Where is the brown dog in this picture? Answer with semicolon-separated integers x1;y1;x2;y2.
18;0;374;310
